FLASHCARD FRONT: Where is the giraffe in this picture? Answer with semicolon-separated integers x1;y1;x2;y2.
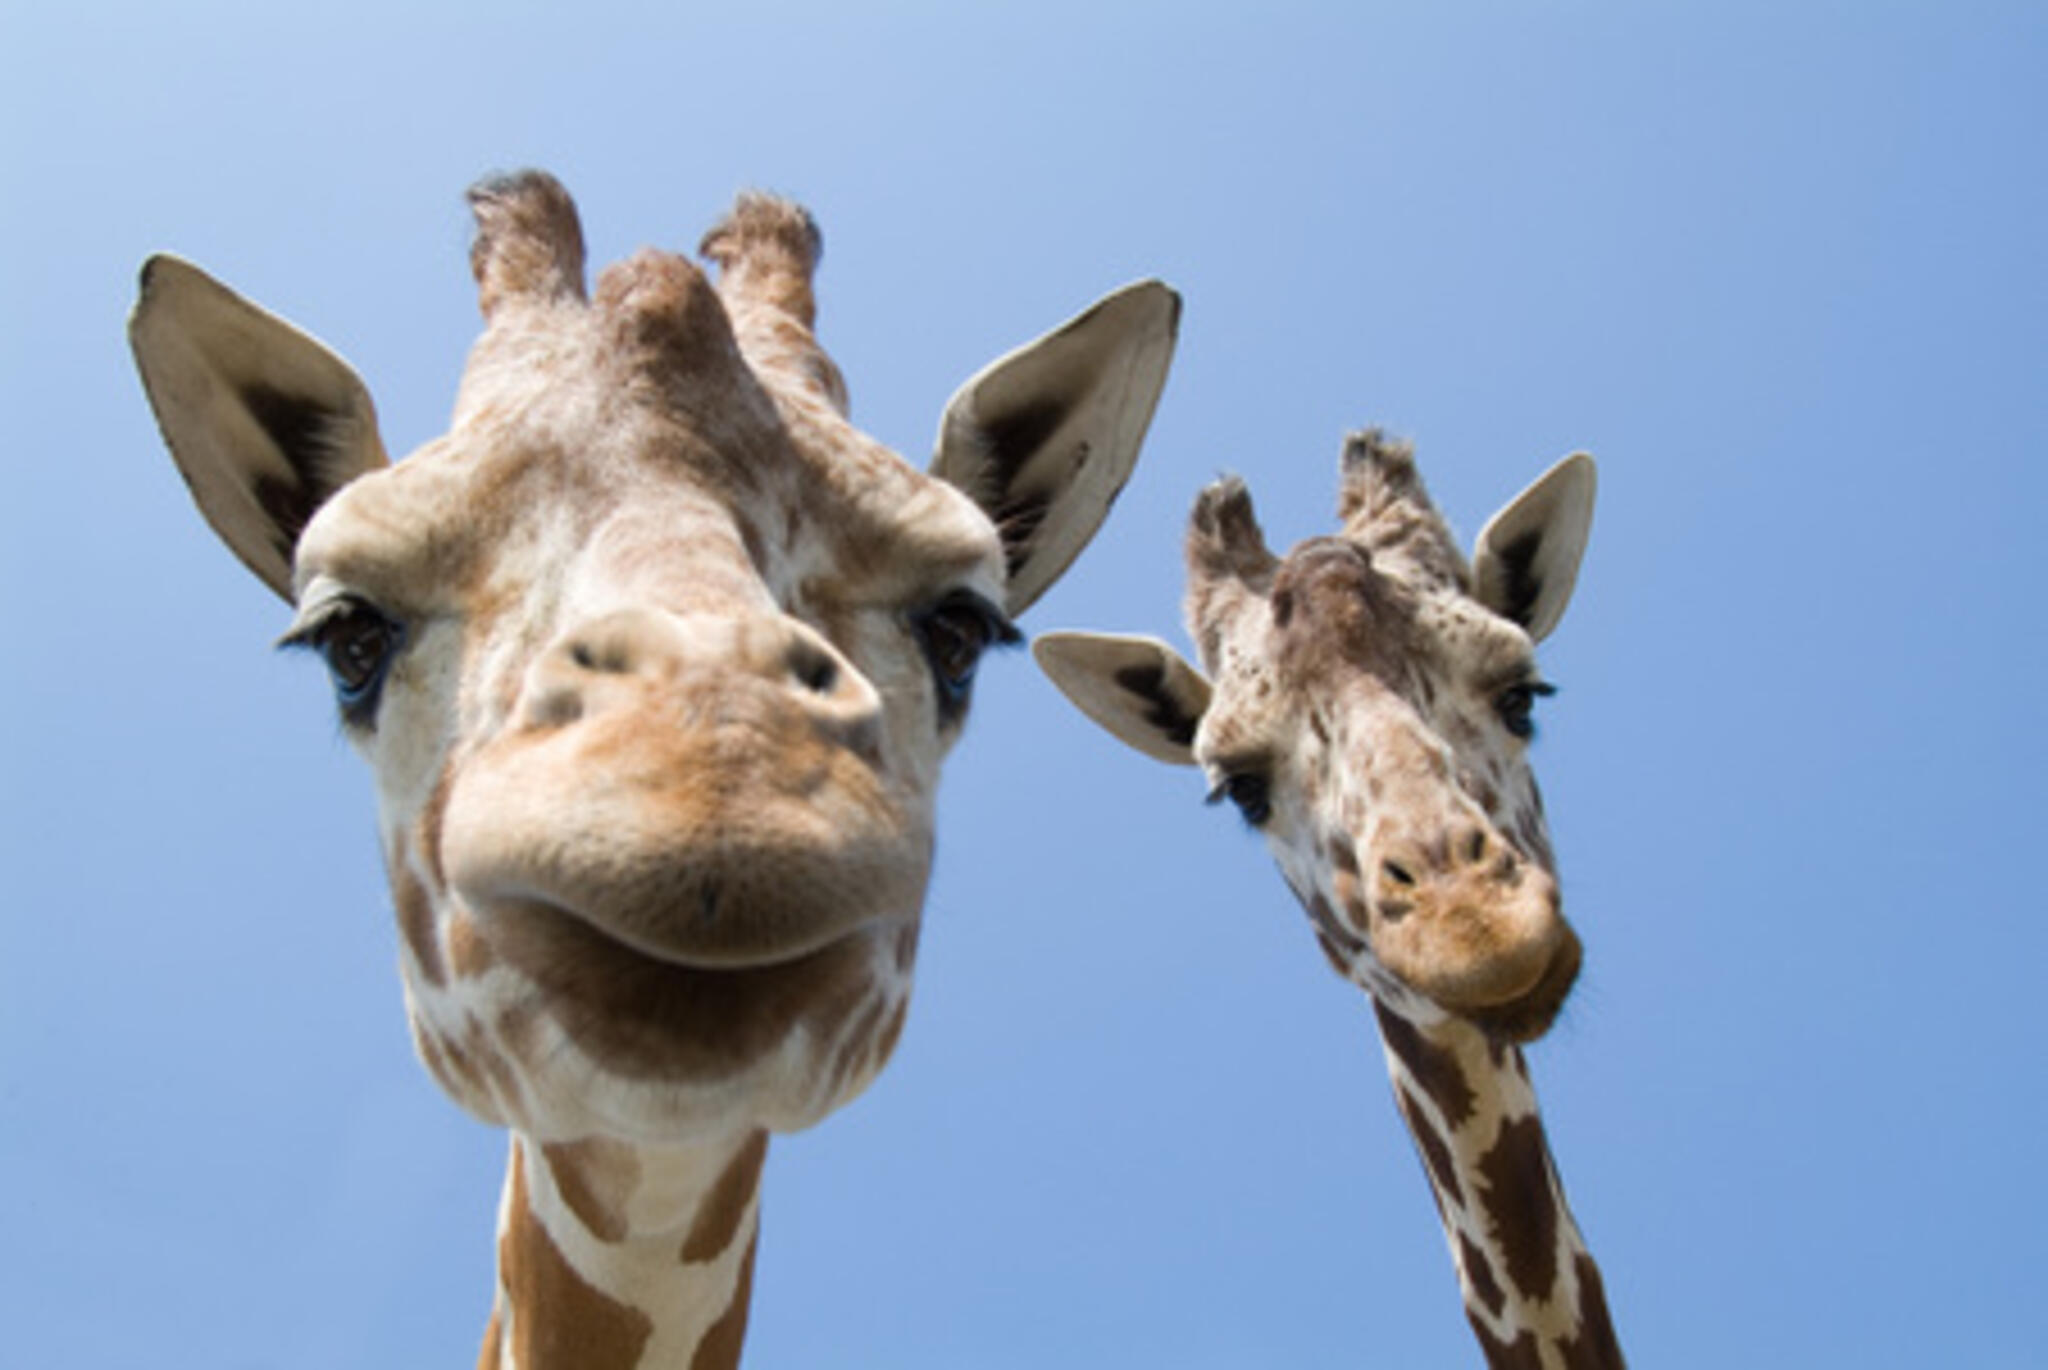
129;169;1177;1369
1033;429;1622;1368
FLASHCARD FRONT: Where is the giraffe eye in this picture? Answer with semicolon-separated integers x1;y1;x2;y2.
1494;680;1557;740
283;597;408;726
913;592;1019;710
1206;769;1273;828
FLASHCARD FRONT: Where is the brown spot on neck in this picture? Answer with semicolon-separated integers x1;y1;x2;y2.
687;1230;757;1370
1394;1082;1464;1212
1459;1231;1507;1319
1476;1112;1562;1306
496;1145;653;1370
543;1138;639;1245
1373;1000;1476;1131
1558;1252;1626;1369
681;1131;768;1265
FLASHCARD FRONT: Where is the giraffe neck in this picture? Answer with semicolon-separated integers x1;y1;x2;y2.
477;1128;769;1370
1371;1001;1623;1370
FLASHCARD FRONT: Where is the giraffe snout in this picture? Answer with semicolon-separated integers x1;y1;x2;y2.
448;604;923;973
1364;820;1578;1038
523;607;883;756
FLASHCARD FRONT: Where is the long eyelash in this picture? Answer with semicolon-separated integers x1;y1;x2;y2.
275;600;350;654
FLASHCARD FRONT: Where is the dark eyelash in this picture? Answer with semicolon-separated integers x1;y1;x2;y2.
913;591;1019;723
1495;679;1558;740
280;597;407;728
1205;769;1273;827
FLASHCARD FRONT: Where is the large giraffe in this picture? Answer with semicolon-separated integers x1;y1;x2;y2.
1035;429;1623;1368
130;170;1177;1369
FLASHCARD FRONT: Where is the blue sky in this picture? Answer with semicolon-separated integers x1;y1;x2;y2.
3;3;2043;1366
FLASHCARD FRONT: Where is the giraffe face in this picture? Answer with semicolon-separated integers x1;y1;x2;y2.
1190;527;1579;1041
1035;432;1594;1044
292;370;997;1142
133;172;1177;1145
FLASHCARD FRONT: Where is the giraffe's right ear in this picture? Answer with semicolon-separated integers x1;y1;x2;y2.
1472;452;1596;643
932;281;1179;618
1032;631;1210;766
130;255;390;602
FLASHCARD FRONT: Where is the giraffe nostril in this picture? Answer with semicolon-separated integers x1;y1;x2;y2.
1383;860;1417;888
568;639;632;674
1463;828;1489;865
789;641;839;696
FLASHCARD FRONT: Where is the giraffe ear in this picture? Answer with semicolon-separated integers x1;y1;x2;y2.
1032;631;1209;766
1472;452;1596;642
130;255;390;602
932;280;1180;617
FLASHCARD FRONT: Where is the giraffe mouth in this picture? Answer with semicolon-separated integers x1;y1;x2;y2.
479;886;904;975
1457;929;1582;1044
445;889;920;1123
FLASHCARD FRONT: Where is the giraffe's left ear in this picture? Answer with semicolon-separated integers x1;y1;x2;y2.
130;255;390;602
1472;453;1596;642
1032;631;1210;766
933;281;1179;617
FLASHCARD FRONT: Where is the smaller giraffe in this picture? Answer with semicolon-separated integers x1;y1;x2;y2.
1034;430;1622;1369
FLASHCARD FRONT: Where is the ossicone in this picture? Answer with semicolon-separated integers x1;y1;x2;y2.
467;170;589;320
1187;475;1278;590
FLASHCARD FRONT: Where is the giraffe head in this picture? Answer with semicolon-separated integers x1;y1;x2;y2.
132;171;1178;1147
1036;430;1594;1042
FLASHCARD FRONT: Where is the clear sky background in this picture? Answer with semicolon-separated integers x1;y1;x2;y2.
3;3;2043;1367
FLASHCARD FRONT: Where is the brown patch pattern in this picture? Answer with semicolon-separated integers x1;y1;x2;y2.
682;1131;768;1265
1558;1252;1626;1369
1395;1083;1463;1210
1477;1113;1562;1305
498;1146;652;1370
419;758;456;890
544;1138;637;1245
1373;1001;1476;1131
687;1231;757;1370
448;908;496;978
1305;891;1365;963
391;861;445;988
1459;1231;1507;1318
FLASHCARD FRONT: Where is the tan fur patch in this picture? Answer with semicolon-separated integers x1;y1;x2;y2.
475;1305;503;1370
687;1230;756;1370
447;908;496;979
544;1138;638;1245
681;1131;767;1266
498;1145;653;1370
391;860;445;988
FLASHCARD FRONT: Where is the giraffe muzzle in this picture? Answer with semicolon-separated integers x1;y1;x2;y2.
1366;825;1580;1042
439;606;926;971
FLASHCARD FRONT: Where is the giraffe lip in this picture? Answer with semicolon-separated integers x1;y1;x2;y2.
482;890;866;973
1460;933;1582;1044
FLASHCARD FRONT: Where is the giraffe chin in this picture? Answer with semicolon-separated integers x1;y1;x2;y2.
454;891;920;1120
1450;929;1582;1045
